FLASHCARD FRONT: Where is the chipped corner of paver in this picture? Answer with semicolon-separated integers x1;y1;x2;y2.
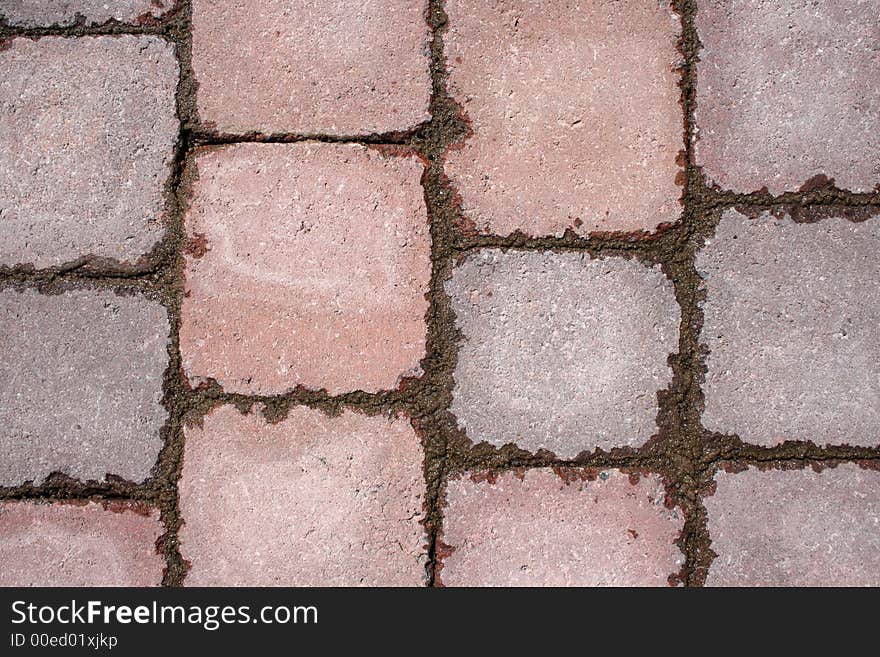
0;0;177;28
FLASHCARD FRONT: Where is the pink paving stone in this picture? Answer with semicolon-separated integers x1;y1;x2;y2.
0;501;165;587
695;0;880;194
191;0;431;135
179;405;427;586
444;0;684;237
180;143;431;396
441;469;684;586
705;464;880;587
0;1;174;26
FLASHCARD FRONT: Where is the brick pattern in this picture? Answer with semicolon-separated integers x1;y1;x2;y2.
1;1;878;588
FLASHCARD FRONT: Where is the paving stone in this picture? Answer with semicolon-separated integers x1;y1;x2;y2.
441;468;684;586
443;0;683;236
705;464;880;586
447;250;679;457
695;0;880;194
0;288;170;485
180;143;431;396
0;501;165;586
0;36;178;269
191;0;431;135
698;208;880;447
179;405;427;586
0;0;174;26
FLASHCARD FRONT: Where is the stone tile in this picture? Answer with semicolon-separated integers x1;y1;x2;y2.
0;501;165;586
0;288;170;485
0;36;178;269
191;0;431;135
695;0;880;194
705;464;880;586
179;405;427;586
441;468;684;586
0;0;175;26
180;143;431;396
698;208;880;447
444;0;683;236
447;250;679;457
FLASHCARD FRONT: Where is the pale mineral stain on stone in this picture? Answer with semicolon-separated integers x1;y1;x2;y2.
0;0;173;26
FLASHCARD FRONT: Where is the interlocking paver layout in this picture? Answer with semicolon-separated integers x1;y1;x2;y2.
1;0;878;588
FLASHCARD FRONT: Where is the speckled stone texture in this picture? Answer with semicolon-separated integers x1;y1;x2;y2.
441;469;684;586
0;501;165;586
179;405;427;586
0;0;174;26
180;143;431;396
0;288;170;485
444;0;683;236
191;0;431;135
0;36;178;270
695;0;880;194
447;251;679;457
705;465;880;586
698;208;880;447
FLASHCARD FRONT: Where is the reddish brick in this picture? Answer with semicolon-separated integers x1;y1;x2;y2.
695;0;880;194
191;0;431;135
180;143;430;396
441;469;684;586
446;251;679;457
705;464;880;586
0;288;170;486
0;1;174;26
0;501;164;586
179;405;427;586
698;208;880;447
0;36;178;269
444;0;683;236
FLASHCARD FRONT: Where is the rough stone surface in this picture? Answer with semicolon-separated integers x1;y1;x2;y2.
179;405;427;586
0;36;178;269
444;0;683;236
706;464;880;586
441;469;684;586
0;288;170;485
180;143;431;396
0;501;165;586
698;208;880;447
447;251;679;457
695;0;880;194
191;0;431;135
0;0;174;26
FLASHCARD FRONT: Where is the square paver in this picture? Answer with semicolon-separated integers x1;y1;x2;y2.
441;468;684;586
180;143;431;396
0;287;170;485
0;1;175;26
179;405;427;586
191;0;431;135
698;208;880;447
444;0;684;236
705;464;880;586
0;501;165;586
0;36;179;269
446;250;679;457
695;0;880;194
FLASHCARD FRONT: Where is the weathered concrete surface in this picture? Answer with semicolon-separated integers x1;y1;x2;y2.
447;250;679;457
0;36;178;269
0;288;170;485
705;464;880;586
191;0;431;135
180;143;430;396
441;469;684;586
698;208;880;447
0;501;165;586
444;0;683;236
179;405;427;586
0;0;174;26
695;0;880;193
